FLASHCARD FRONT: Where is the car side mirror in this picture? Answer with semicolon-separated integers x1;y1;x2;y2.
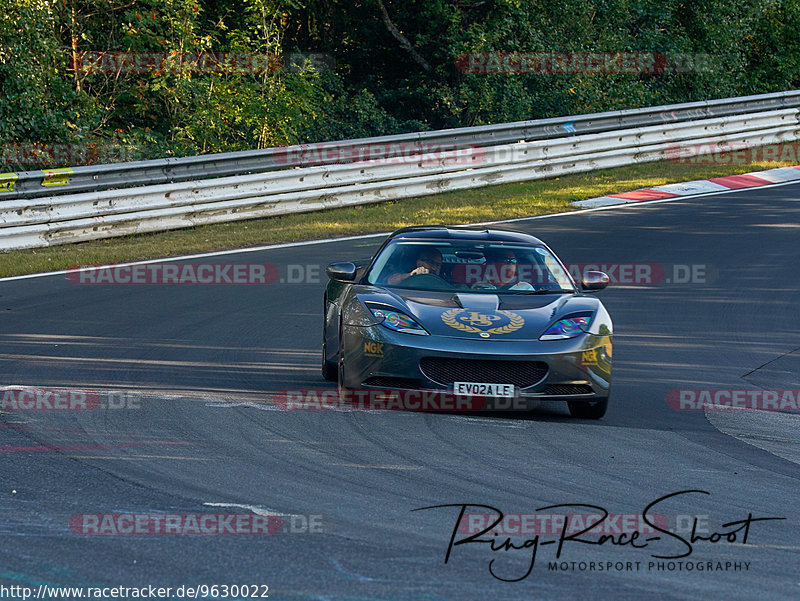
326;262;358;282
581;271;609;292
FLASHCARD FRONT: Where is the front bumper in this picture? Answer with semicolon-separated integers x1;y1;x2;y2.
340;323;612;404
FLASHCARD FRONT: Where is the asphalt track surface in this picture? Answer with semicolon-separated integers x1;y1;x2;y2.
1;183;799;600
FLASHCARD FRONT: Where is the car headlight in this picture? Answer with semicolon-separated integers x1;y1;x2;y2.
369;307;429;335
539;314;593;340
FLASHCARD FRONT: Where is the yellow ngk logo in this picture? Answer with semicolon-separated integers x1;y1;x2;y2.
364;342;384;357
458;312;502;327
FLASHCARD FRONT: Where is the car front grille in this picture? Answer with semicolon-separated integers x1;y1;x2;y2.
362;376;420;389
542;384;594;396
419;357;547;389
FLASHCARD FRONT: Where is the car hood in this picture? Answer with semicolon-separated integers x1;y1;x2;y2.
353;287;602;341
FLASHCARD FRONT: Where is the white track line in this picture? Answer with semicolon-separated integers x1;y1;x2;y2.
203;501;300;519
3;177;799;283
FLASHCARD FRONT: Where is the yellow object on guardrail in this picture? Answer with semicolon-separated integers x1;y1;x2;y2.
41;168;74;187
0;173;18;193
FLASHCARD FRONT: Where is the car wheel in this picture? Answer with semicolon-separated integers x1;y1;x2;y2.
321;335;338;382
337;352;355;402
567;398;608;419
322;356;338;381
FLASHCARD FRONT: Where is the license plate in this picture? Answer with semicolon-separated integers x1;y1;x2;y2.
453;382;516;397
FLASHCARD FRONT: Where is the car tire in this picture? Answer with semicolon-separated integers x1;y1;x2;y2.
322;358;338;382
321;299;338;382
567;398;608;419
337;352;357;403
321;335;338;381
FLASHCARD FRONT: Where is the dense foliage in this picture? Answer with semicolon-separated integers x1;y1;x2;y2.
1;0;798;168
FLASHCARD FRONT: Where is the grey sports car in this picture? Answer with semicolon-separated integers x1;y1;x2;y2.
322;226;612;418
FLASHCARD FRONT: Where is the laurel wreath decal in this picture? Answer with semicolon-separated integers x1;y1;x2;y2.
441;309;525;335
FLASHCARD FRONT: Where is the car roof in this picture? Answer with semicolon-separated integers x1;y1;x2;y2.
387;225;545;245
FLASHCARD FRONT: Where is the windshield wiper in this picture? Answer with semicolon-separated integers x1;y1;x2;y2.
517;288;575;294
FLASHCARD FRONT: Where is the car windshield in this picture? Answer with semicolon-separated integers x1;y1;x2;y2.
366;239;575;293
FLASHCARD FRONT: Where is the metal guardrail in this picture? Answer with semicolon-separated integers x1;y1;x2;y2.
2;90;800;200
2;106;798;250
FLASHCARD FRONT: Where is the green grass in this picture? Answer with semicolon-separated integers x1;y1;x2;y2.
1;154;795;278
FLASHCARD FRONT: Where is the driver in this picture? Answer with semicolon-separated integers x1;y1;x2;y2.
386;247;443;285
477;248;534;291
